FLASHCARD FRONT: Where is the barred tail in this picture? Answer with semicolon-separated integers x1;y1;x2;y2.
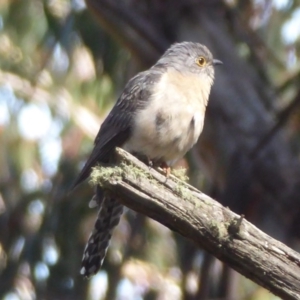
80;191;123;278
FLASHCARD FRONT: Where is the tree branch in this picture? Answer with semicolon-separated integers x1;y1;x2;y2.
85;0;167;66
91;148;300;300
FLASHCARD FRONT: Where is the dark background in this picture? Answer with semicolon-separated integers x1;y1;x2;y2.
0;0;300;299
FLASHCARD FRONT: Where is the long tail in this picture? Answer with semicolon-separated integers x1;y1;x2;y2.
80;188;124;278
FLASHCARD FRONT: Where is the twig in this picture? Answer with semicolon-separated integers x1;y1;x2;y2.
250;89;300;160
85;0;167;65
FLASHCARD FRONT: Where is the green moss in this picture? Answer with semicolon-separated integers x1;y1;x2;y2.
209;220;227;240
172;167;189;182
194;200;203;209
175;183;192;200
209;221;220;238
121;162;152;181
89;161;157;188
171;168;204;207
89;165;124;186
90;162;199;208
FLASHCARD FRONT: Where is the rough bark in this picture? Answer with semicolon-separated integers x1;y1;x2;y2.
91;148;300;300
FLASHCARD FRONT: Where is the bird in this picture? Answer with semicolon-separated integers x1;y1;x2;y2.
72;41;222;278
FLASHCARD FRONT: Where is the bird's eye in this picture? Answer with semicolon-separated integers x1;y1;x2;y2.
196;56;206;67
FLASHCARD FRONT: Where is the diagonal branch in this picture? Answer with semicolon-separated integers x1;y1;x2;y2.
91;148;300;300
250;89;300;160
85;0;167;65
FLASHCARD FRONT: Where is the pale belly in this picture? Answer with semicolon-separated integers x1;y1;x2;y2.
123;102;205;165
123;69;211;165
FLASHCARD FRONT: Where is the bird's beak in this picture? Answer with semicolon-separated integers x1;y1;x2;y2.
213;59;223;66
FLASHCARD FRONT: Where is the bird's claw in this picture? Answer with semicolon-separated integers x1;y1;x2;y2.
160;162;171;177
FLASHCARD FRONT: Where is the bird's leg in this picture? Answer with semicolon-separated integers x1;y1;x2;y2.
143;156;153;168
160;161;171;177
132;152;170;176
147;158;154;171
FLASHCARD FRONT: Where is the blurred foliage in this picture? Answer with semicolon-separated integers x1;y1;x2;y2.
0;0;299;299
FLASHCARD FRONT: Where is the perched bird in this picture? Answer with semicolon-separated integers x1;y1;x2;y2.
73;41;222;278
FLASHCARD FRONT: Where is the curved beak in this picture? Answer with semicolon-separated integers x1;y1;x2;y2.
213;59;223;66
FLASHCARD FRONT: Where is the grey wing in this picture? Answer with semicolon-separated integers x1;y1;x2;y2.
71;69;161;189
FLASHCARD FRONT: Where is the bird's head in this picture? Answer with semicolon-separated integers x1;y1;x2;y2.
155;42;222;83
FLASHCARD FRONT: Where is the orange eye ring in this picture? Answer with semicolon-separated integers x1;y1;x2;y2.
196;56;206;67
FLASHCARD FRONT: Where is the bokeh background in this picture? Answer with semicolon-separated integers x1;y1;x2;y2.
1;0;300;299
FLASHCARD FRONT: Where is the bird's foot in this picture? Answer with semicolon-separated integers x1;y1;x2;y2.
134;153;170;177
160;162;171;177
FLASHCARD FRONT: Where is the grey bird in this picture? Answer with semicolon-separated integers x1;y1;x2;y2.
72;41;222;277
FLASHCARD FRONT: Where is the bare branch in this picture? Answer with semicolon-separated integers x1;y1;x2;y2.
85;0;167;65
91;148;300;300
250;89;300;160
